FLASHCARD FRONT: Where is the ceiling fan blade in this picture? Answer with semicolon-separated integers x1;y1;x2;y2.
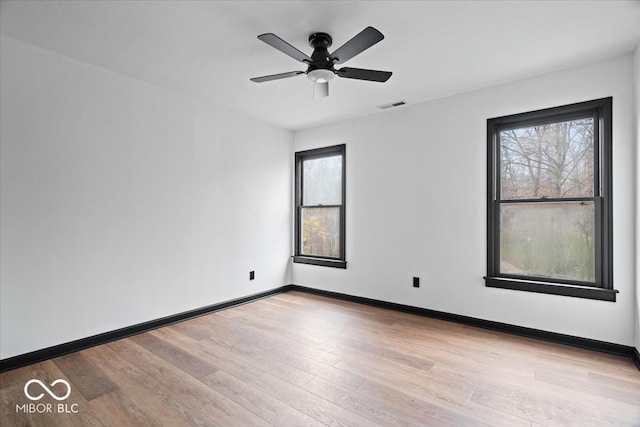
329;27;384;64
257;33;312;63
336;67;392;82
314;81;329;98
250;71;304;83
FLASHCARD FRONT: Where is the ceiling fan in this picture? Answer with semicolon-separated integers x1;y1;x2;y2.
250;26;392;98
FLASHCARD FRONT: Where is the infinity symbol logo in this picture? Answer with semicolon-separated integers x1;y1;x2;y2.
24;379;71;401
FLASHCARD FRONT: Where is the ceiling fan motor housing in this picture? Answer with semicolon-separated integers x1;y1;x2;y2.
307;32;336;76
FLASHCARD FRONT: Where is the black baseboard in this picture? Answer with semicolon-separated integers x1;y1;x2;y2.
2;283;638;373
0;286;287;373
288;285;638;363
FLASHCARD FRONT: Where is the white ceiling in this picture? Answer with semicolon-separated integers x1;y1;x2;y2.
1;1;639;131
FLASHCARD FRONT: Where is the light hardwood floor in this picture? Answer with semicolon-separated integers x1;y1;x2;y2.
1;291;639;426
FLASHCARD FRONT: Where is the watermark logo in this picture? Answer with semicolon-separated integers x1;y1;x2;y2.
16;379;78;414
24;379;72;401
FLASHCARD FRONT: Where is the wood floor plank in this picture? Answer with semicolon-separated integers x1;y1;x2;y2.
338;334;437;372
1;385;30;427
202;370;322;426
534;368;640;407
2;291;639;426
229;337;365;391
203;336;317;389
588;370;640;389
1;360;109;427
206;313;344;366
302;375;432;427
222;304;329;350
79;345;212;427
470;380;639;427
209;368;375;427
129;331;218;379
536;350;640;382
53;352;119;401
355;377;531;427
107;339;270;427
154;326;317;388
336;351;475;403
169;317;223;342
189;314;247;348
88;390;166;427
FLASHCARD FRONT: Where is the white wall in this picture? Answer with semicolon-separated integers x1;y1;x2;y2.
2;34;636;361
0;36;293;360
635;44;640;353
293;54;637;346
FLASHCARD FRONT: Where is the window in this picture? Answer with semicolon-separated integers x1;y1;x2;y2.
486;98;617;301
294;144;346;268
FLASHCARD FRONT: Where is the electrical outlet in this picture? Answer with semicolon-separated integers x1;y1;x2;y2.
249;271;255;280
413;277;420;288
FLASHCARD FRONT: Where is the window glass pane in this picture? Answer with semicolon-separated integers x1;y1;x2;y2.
500;201;595;282
301;207;340;257
500;118;594;199
303;155;342;206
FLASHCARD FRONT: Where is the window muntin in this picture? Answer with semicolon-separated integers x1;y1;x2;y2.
486;98;615;301
294;145;346;268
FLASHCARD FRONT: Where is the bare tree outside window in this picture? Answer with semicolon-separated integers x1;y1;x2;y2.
302;207;340;257
500;118;594;199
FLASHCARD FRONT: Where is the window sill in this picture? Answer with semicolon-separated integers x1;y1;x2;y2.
484;277;618;302
293;256;347;269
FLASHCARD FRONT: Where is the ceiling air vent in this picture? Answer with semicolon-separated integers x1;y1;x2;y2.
377;100;407;110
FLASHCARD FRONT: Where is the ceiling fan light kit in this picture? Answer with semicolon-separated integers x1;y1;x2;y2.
307;69;335;83
250;26;392;98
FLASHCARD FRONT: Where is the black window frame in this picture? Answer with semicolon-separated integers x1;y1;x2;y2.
294;144;346;269
486;97;617;301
